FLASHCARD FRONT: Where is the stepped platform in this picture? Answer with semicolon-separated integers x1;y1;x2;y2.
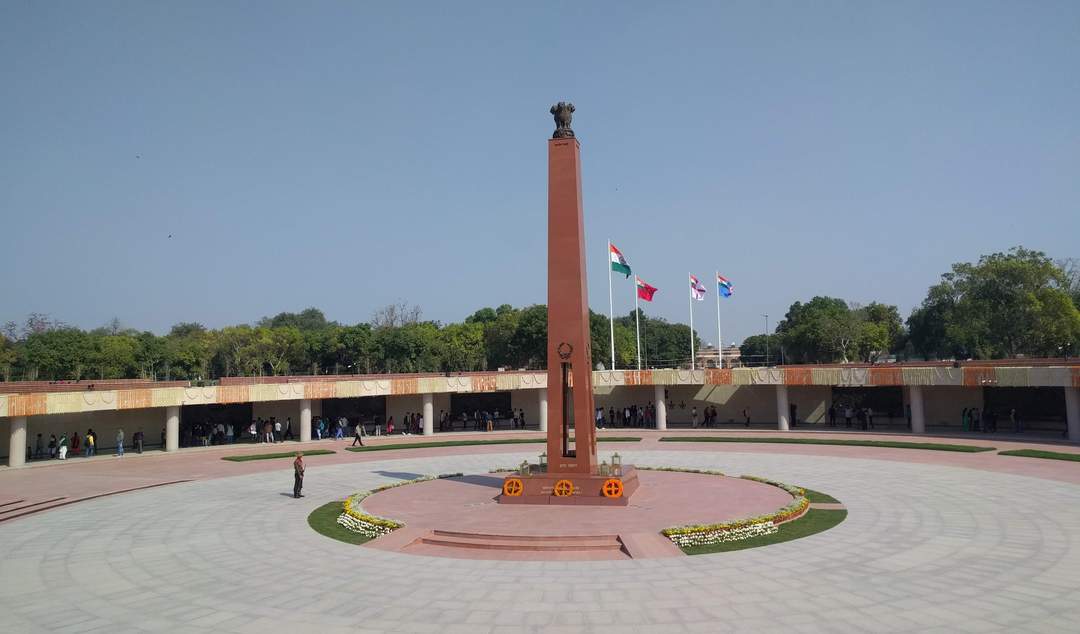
360;470;794;560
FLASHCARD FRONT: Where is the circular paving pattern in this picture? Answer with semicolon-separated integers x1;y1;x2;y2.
3;449;1080;631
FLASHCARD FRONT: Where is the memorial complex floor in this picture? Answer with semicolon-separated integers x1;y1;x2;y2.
2;430;1080;632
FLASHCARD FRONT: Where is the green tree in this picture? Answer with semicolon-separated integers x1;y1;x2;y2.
92;335;140;379
0;334;16;381
739;334;782;363
259;307;334;331
909;247;1080;358
21;328;94;380
438;322;485;371
166;325;213;380
511;305;548;369
338;324;375;373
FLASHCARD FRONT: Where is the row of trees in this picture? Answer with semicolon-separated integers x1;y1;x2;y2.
2;247;1078;382
0;304;697;382
739;248;1080;363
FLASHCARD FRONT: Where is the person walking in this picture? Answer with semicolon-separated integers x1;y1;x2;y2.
596;407;605;430
1011;408;1020;433
292;452;305;498
85;430;95;457
274;419;282;443
116;428;125;457
828;405;837;427
844;406;853;428
134;430;144;454
48;434;57;459
58;432;69;460
34;433;44;459
352;420;365;447
284;417;293;441
71;431;80;457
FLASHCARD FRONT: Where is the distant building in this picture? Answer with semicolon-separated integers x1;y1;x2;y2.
695;344;742;368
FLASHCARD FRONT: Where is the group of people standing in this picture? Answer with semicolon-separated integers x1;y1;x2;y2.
29;427;140;461
962;407;1019;433
829;404;877;430
596;403;658;429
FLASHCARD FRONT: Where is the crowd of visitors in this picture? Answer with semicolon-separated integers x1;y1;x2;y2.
26;426;146;461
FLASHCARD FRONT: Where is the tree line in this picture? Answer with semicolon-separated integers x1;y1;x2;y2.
740;248;1080;364
2;247;1078;382
0;303;697;382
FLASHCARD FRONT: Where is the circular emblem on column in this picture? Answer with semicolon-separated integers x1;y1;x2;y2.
553;479;574;497
502;478;524;497
557;342;573;360
602;479;624;498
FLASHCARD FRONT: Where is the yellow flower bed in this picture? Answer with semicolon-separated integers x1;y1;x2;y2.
660;473;810;545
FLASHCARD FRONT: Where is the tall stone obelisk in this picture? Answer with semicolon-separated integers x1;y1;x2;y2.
546;102;599;475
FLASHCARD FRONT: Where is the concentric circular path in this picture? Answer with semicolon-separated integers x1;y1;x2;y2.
2;448;1080;632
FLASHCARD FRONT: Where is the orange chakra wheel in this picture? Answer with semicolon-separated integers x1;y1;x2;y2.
553;479;574;497
602;478;624;498
502;478;524;497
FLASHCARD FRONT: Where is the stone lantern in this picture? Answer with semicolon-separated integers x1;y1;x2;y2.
611;452;622;477
538;451;547;471
520;460;531;476
599;460;610;476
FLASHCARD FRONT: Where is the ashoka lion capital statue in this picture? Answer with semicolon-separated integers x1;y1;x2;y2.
550;102;575;139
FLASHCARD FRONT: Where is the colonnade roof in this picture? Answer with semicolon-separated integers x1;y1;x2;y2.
2;363;1078;418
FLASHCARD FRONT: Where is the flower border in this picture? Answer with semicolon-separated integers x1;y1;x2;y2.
660;472;810;547
336;473;463;538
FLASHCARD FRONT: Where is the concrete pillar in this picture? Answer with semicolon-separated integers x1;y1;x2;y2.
776;385;790;431
8;417;27;468
538;388;548;433
1066;387;1080;443
654;384;667;430
909;386;926;434
165;406;180;452
300;399;312;442
422;393;434;436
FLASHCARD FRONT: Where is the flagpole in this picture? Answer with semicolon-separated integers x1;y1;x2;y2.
643;312;649;368
715;271;723;370
688;273;696;371
607;240;615;370
634;278;641;370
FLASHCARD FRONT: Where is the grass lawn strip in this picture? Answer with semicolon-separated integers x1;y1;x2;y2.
346;437;640;452
659;436;994;453
222;449;335;462
803;488;841;504
998;449;1080;462
681;509;848;555
307;501;373;545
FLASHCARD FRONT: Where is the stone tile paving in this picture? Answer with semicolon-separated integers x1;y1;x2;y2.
2;449;1080;632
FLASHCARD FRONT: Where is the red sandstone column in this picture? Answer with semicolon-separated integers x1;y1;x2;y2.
546;136;598;475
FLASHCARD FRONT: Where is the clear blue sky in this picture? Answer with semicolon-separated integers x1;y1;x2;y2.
2;1;1078;346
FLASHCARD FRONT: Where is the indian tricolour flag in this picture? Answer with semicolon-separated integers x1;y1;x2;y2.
609;243;631;278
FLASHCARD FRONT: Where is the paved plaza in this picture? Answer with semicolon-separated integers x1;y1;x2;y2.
3;441;1080;632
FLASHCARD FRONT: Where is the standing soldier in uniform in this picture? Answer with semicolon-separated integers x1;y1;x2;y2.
293;452;305;498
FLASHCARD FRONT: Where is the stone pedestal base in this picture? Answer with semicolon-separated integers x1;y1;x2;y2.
499;466;640;506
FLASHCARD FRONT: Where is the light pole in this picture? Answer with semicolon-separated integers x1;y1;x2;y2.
762;314;769;367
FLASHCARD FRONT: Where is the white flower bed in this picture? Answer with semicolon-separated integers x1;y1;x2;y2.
666;521;778;547
336;511;397;538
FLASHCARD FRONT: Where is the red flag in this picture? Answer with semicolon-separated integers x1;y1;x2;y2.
635;276;658;302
